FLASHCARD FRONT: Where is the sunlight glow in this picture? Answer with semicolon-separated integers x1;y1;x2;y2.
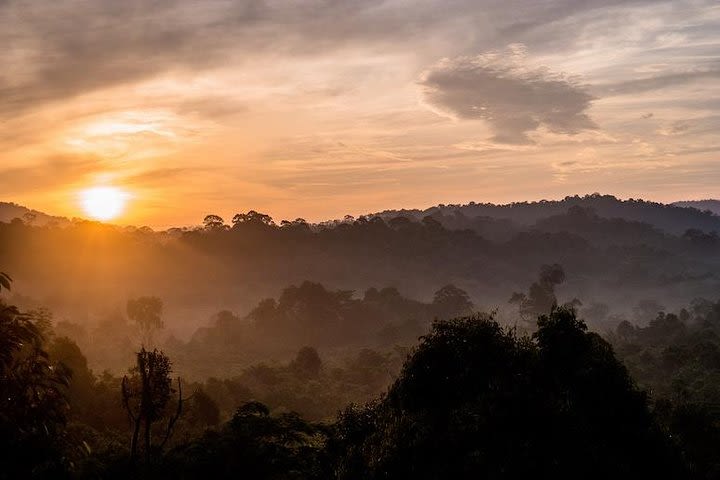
80;186;129;221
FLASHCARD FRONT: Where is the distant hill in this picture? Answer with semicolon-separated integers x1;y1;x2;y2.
0;202;69;226
373;194;720;235
673;200;720;217
6;195;720;235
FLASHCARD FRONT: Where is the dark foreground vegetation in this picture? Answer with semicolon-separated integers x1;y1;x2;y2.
3;270;720;479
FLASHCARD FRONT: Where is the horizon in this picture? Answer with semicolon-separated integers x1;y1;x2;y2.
4;191;720;229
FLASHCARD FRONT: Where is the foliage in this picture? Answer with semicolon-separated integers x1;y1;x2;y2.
127;296;164;347
202;215;226;231
0;294;71;477
432;284;474;318
122;348;183;463
509;263;567;323
175;281;472;382
155;401;329;479
329;308;686;479
612;299;720;478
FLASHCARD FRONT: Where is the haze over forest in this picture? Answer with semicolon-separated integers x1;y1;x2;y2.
4;193;720;478
3;0;720;478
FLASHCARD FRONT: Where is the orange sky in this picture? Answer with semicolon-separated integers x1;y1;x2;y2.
2;0;719;228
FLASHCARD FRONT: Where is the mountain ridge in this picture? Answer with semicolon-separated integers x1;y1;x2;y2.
4;194;720;235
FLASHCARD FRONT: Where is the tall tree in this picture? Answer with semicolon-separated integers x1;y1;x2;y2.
127;296;164;347
432;284;474;319
121;348;182;464
202;214;226;231
509;263;566;324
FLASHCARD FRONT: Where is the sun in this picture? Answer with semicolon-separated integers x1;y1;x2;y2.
80;186;129;221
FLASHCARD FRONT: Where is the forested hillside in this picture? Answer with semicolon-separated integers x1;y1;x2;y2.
3;195;720;478
2;194;720;354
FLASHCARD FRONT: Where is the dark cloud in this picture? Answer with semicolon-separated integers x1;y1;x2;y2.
418;47;596;144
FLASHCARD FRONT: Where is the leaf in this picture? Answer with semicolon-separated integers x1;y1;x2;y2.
0;272;12;291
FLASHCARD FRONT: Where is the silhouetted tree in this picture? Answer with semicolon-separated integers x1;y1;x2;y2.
290;346;323;378
121;348;182;464
432;284;473;319
202;214;226;231
329;308;686;479
48;336;95;420
633;299;666;324
127;296;164;347
280;218;311;232
22;211;37;225
0;275;71;477
509;263;566;323
188;388;220;427
158;400;328;479
231;210;275;228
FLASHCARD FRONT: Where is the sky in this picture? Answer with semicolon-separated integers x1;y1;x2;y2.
2;0;720;227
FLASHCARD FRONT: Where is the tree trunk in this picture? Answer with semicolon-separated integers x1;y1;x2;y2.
144;418;152;464
130;418;141;460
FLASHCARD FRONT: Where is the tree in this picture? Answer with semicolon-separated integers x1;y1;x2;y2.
330;308;686;479
633;299;666;324
388;216;413;229
48;336;95;419
432;284;473;319
290;346;323;378
509;263;566;324
202;214;226;231
127;296;164;347
231;210;275;228
187;388;220;427
22;212;37;225
0;275;71;477
162;401;328;479
121;348;183;464
280;218;311;232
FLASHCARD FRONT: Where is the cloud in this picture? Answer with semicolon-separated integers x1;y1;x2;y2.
418;45;596;144
121;167;194;187
657;120;690;136
594;68;720;96
452;140;536;153
0;155;104;194
1;0;715;121
0;0;475;118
